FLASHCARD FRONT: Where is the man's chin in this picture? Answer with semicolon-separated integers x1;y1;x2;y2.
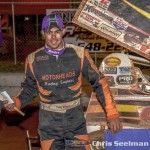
49;45;59;50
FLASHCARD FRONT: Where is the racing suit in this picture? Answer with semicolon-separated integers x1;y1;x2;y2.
14;44;119;150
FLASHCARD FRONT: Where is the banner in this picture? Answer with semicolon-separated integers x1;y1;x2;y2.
46;9;124;53
105;129;150;150
72;0;150;60
0;16;2;47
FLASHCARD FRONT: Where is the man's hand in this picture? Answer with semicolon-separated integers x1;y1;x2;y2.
3;98;25;116
3;100;16;111
107;118;122;135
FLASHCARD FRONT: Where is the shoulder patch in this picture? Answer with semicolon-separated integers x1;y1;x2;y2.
27;47;44;64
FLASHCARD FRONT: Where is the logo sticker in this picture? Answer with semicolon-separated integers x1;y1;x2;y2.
116;75;135;85
112;17;128;30
103;67;117;74
104;57;121;66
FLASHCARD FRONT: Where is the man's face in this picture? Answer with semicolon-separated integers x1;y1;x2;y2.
44;27;65;50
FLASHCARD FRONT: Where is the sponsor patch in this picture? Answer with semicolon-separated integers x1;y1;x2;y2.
119;67;131;74
103;67;117;74
116;75;135;84
36;55;49;61
104;57;121;66
42;71;76;81
99;23;122;39
83;4;113;24
112;16;128;30
89;0;110;11
80;11;100;28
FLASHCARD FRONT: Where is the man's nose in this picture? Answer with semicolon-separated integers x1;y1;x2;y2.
51;32;56;38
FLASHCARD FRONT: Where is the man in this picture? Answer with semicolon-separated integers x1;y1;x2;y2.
4;14;122;150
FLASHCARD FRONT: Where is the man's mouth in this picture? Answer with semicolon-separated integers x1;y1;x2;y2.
51;40;57;45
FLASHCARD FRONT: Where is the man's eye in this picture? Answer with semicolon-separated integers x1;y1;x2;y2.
56;31;61;34
45;31;51;35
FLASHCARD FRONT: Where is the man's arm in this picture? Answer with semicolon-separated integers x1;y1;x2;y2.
4;55;38;111
82;50;122;134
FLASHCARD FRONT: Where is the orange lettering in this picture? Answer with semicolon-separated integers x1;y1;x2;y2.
61;73;65;79
52;75;56;80
72;71;75;76
42;75;49;80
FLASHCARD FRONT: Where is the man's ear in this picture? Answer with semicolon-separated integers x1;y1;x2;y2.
62;29;66;36
41;30;45;40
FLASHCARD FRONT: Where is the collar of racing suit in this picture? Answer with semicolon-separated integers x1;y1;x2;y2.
44;41;66;56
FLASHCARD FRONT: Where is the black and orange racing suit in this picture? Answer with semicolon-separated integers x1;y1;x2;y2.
14;44;119;150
